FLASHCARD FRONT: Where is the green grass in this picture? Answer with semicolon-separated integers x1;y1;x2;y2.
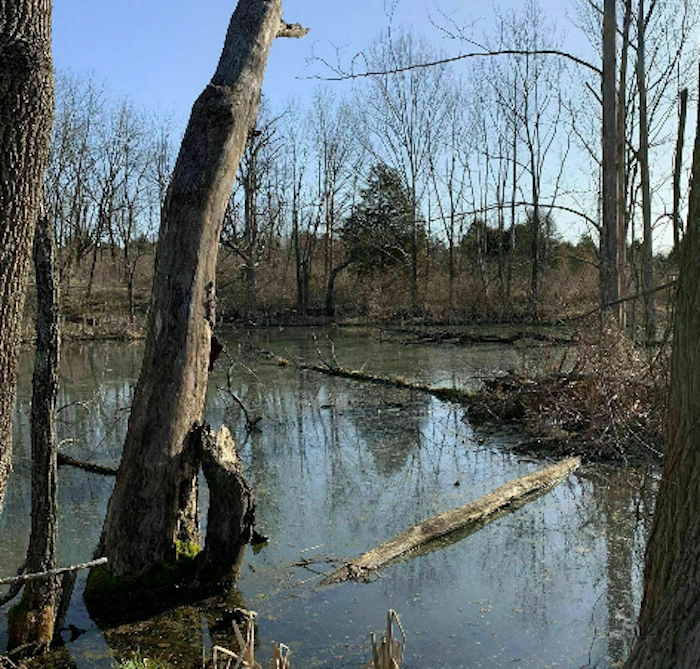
114;653;173;669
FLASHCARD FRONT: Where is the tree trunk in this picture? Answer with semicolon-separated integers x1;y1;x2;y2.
627;78;700;665
198;426;255;580
673;88;688;254
600;0;619;316
616;0;632;328
0;0;55;513
99;0;307;577
7;215;61;655
325;258;352;317
637;0;655;344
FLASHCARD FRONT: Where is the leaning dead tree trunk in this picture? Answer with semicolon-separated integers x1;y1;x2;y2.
322;457;580;584
7;215;62;656
0;0;55;513
99;0;308;577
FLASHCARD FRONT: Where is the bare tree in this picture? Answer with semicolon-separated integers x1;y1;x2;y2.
222;101;283;313
7;215;62;656
636;0;655;343
600;0;619;316
363;28;451;313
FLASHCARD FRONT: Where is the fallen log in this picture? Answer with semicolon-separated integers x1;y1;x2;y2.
404;329;578;347
252;346;474;406
321;457;581;585
57;453;117;476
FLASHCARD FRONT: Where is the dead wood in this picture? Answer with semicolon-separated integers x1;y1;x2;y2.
321;457;580;584
252;346;473;405
56;453;117;476
199;426;256;580
0;558;108;587
401;329;578;347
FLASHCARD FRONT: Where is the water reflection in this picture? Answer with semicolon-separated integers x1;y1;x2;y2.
0;328;657;668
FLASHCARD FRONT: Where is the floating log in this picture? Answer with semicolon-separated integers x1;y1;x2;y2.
321;457;581;585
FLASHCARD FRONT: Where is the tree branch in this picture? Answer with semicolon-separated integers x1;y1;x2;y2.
0;558;108;587
278;21;310;38
310;49;600;81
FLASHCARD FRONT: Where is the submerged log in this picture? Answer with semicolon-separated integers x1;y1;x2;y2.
255;347;473;406
321;457;581;585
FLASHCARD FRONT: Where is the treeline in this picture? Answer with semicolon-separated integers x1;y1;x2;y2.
43;0;696;329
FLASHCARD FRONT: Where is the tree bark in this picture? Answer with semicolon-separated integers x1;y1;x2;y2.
628;74;700;662
637;0;655;344
0;0;54;513
600;0;619;317
99;0;307;577
7;215;61;655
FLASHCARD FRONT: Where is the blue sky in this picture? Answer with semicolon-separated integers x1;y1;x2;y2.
53;0;589;128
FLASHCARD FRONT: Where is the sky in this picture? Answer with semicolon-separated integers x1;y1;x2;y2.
52;0;593;130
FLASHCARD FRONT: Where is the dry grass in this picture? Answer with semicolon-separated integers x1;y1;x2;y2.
209;609;405;669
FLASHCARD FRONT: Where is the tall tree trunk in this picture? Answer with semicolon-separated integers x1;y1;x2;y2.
637;0;655;344
625;81;700;667
99;0;307;577
600;0;619;316
243;146;257;312
7;214;61;656
616;0;632;328
325;258;352;317
673;88;688;254
0;0;54;513
529;158;540;322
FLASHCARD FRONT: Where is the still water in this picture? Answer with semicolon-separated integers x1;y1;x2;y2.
0;327;657;668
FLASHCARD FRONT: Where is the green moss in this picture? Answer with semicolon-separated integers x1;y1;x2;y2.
175;540;201;561
85;551;201;626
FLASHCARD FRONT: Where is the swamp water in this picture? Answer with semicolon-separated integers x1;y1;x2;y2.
0;327;657;668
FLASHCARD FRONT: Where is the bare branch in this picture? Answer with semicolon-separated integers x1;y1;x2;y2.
0;558;108;587
309;49;600;81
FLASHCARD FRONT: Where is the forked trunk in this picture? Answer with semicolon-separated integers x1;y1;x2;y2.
99;0;307;577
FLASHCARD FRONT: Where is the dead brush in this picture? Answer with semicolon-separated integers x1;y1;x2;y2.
472;319;668;461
